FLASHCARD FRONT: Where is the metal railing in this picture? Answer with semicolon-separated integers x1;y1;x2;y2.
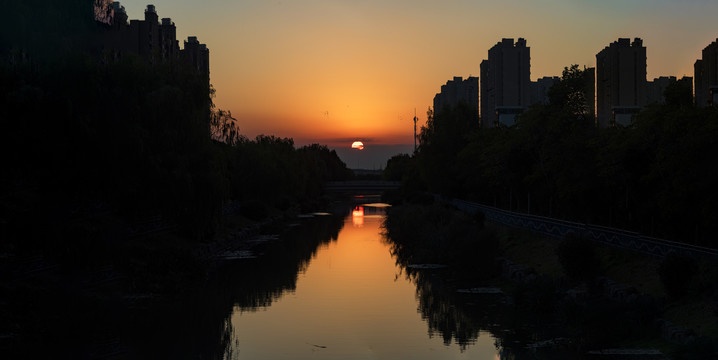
442;196;718;259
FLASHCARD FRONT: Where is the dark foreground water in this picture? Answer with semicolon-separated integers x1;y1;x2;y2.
223;202;499;359
4;198;673;359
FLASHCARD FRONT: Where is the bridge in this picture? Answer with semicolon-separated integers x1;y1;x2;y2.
325;180;400;194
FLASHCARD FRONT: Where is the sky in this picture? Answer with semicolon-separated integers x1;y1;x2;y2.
117;0;718;168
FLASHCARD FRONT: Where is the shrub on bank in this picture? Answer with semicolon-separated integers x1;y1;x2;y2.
658;253;698;300
556;232;602;282
239;200;270;221
512;274;559;315
384;203;499;280
670;337;718;360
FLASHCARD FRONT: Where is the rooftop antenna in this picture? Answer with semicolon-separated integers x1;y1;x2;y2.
413;108;418;153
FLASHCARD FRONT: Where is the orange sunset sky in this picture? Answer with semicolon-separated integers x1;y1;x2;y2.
118;0;717;166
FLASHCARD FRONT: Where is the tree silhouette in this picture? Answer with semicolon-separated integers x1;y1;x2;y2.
94;0;113;24
410;63;718;247
547;64;593;120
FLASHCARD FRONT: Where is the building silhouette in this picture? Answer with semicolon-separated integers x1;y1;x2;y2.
101;3;209;83
480;38;531;128
596;38;647;127
646;76;693;105
646;76;674;105
182;36;210;84
433;76;479;113
694;39;718;107
159;17;179;62
529;76;559;105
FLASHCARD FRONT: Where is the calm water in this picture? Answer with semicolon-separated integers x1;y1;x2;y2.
225;203;500;359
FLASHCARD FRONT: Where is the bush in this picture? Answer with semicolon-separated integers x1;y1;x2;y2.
239;200;269;221
670;337;718;360
472;210;485;229
450;227;499;280
512;275;558;314
407;191;434;205
658;253;698;299
381;188;403;205
556;232;601;282
384;204;499;281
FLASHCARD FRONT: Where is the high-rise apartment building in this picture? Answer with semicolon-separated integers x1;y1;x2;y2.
182;36;210;83
433;76;479;113
480;38;531;127
100;3;208;83
595;38;647;127
132;4;160;62
159;18;179;62
694;39;718;107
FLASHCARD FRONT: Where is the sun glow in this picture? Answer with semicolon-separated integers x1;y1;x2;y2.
351;141;365;150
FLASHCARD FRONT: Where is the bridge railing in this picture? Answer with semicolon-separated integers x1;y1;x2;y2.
441;196;718;259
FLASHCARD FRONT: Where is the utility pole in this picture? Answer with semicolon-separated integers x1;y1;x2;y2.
413;108;418;153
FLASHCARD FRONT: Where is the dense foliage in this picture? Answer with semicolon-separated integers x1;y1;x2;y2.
382;203;662;354
1;1;353;355
383;203;499;283
397;65;718;248
556;233;602;282
1;0;352;247
658;254;699;300
224;138;353;213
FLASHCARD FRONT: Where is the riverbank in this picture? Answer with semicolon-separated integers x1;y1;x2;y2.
382;200;718;358
0;193;344;358
496;224;718;341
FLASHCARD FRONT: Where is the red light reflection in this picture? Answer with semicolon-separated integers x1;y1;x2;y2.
352;206;364;227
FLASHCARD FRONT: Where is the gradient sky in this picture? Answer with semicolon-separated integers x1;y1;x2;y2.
117;0;717;164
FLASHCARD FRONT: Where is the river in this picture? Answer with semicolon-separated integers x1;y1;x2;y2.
123;198;664;359
2;198;667;359
222;200;500;359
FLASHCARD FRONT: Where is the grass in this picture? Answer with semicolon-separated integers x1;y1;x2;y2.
491;222;718;339
494;224;563;277
597;246;664;297
216;212;257;238
664;298;718;339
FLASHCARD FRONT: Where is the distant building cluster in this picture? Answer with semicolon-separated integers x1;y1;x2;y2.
433;36;716;127
101;3;209;83
433;76;478;114
529;76;560;107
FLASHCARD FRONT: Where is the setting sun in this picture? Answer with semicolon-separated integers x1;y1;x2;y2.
111;0;718;168
351;141;364;150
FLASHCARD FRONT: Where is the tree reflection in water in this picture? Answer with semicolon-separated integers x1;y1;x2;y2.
130;212;346;359
393;260;580;359
383;205;580;359
405;267;482;349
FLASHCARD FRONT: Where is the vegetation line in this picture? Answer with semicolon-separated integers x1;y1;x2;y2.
439;195;718;259
385;65;718;249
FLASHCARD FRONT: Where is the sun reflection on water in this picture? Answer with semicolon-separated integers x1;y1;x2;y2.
352;206;364;227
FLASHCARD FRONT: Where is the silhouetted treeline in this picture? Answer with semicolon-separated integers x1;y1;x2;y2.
1;1;352;356
388;65;718;247
223;138;353;214
1;0;351;246
382;203;718;356
127;213;346;359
